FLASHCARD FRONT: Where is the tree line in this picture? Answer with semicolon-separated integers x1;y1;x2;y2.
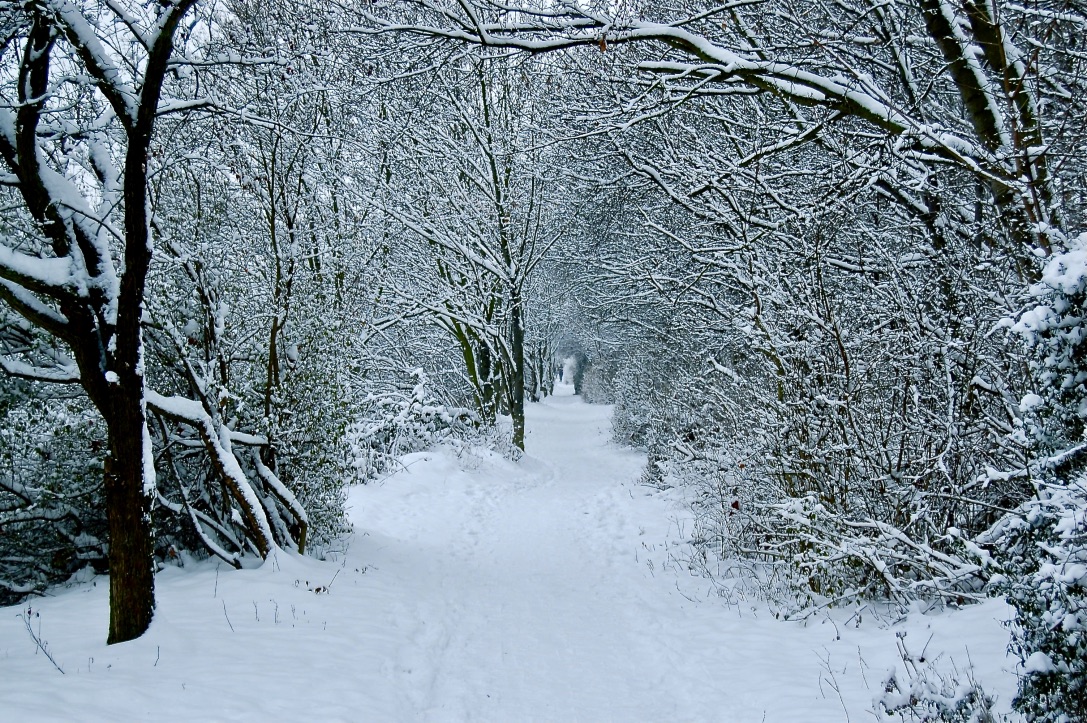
1;1;1083;718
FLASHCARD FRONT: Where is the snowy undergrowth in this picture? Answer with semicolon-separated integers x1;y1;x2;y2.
0;384;1019;721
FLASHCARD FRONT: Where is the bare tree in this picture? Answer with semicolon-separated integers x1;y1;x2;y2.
374;53;569;449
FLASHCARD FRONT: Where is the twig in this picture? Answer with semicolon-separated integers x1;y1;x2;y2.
675;579;699;603
19;609;64;674
857;647;870;689
221;600;235;632
823;611;842;641
817;649;851;723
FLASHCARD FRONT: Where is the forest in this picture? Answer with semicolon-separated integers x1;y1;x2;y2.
0;1;1085;720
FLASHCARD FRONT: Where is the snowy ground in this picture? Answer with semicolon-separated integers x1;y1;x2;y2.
1;383;1019;721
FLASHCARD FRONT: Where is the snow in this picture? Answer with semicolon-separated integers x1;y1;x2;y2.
0;384;1019;720
1023;651;1054;674
1039;232;1087;295
1019;393;1044;412
141;419;156;499
0;243;75;292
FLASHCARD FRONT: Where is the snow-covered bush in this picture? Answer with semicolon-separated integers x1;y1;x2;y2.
610;370;659;449
992;236;1087;721
1011;233;1087;471
254;331;359;550
986;480;1087;722
686;458;991;616
345;370;480;482
0;387;107;604
579;352;618;405
875;632;996;722
645;279;1006;615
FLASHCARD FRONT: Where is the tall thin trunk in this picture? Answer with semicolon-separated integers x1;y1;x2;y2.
479;342;496;422
509;290;526;451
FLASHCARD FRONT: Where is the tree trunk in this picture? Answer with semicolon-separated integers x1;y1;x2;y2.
509;291;526;451
478;342;496;423
102;384;156;645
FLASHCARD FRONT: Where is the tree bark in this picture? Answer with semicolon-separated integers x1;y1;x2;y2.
103;390;156;645
509;290;526;451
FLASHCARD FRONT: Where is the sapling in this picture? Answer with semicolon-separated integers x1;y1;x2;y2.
19;606;64;675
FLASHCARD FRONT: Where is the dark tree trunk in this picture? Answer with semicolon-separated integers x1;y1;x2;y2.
97;0;197;644
103;392;156;645
509;291;526;451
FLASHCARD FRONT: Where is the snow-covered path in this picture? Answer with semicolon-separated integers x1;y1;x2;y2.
0;385;1018;721
357;384;846;721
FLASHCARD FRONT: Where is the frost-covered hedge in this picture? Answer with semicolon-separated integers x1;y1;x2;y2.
995;234;1087;722
345;370;480;482
1010;233;1087;469
0;386;107;604
987;480;1087;722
